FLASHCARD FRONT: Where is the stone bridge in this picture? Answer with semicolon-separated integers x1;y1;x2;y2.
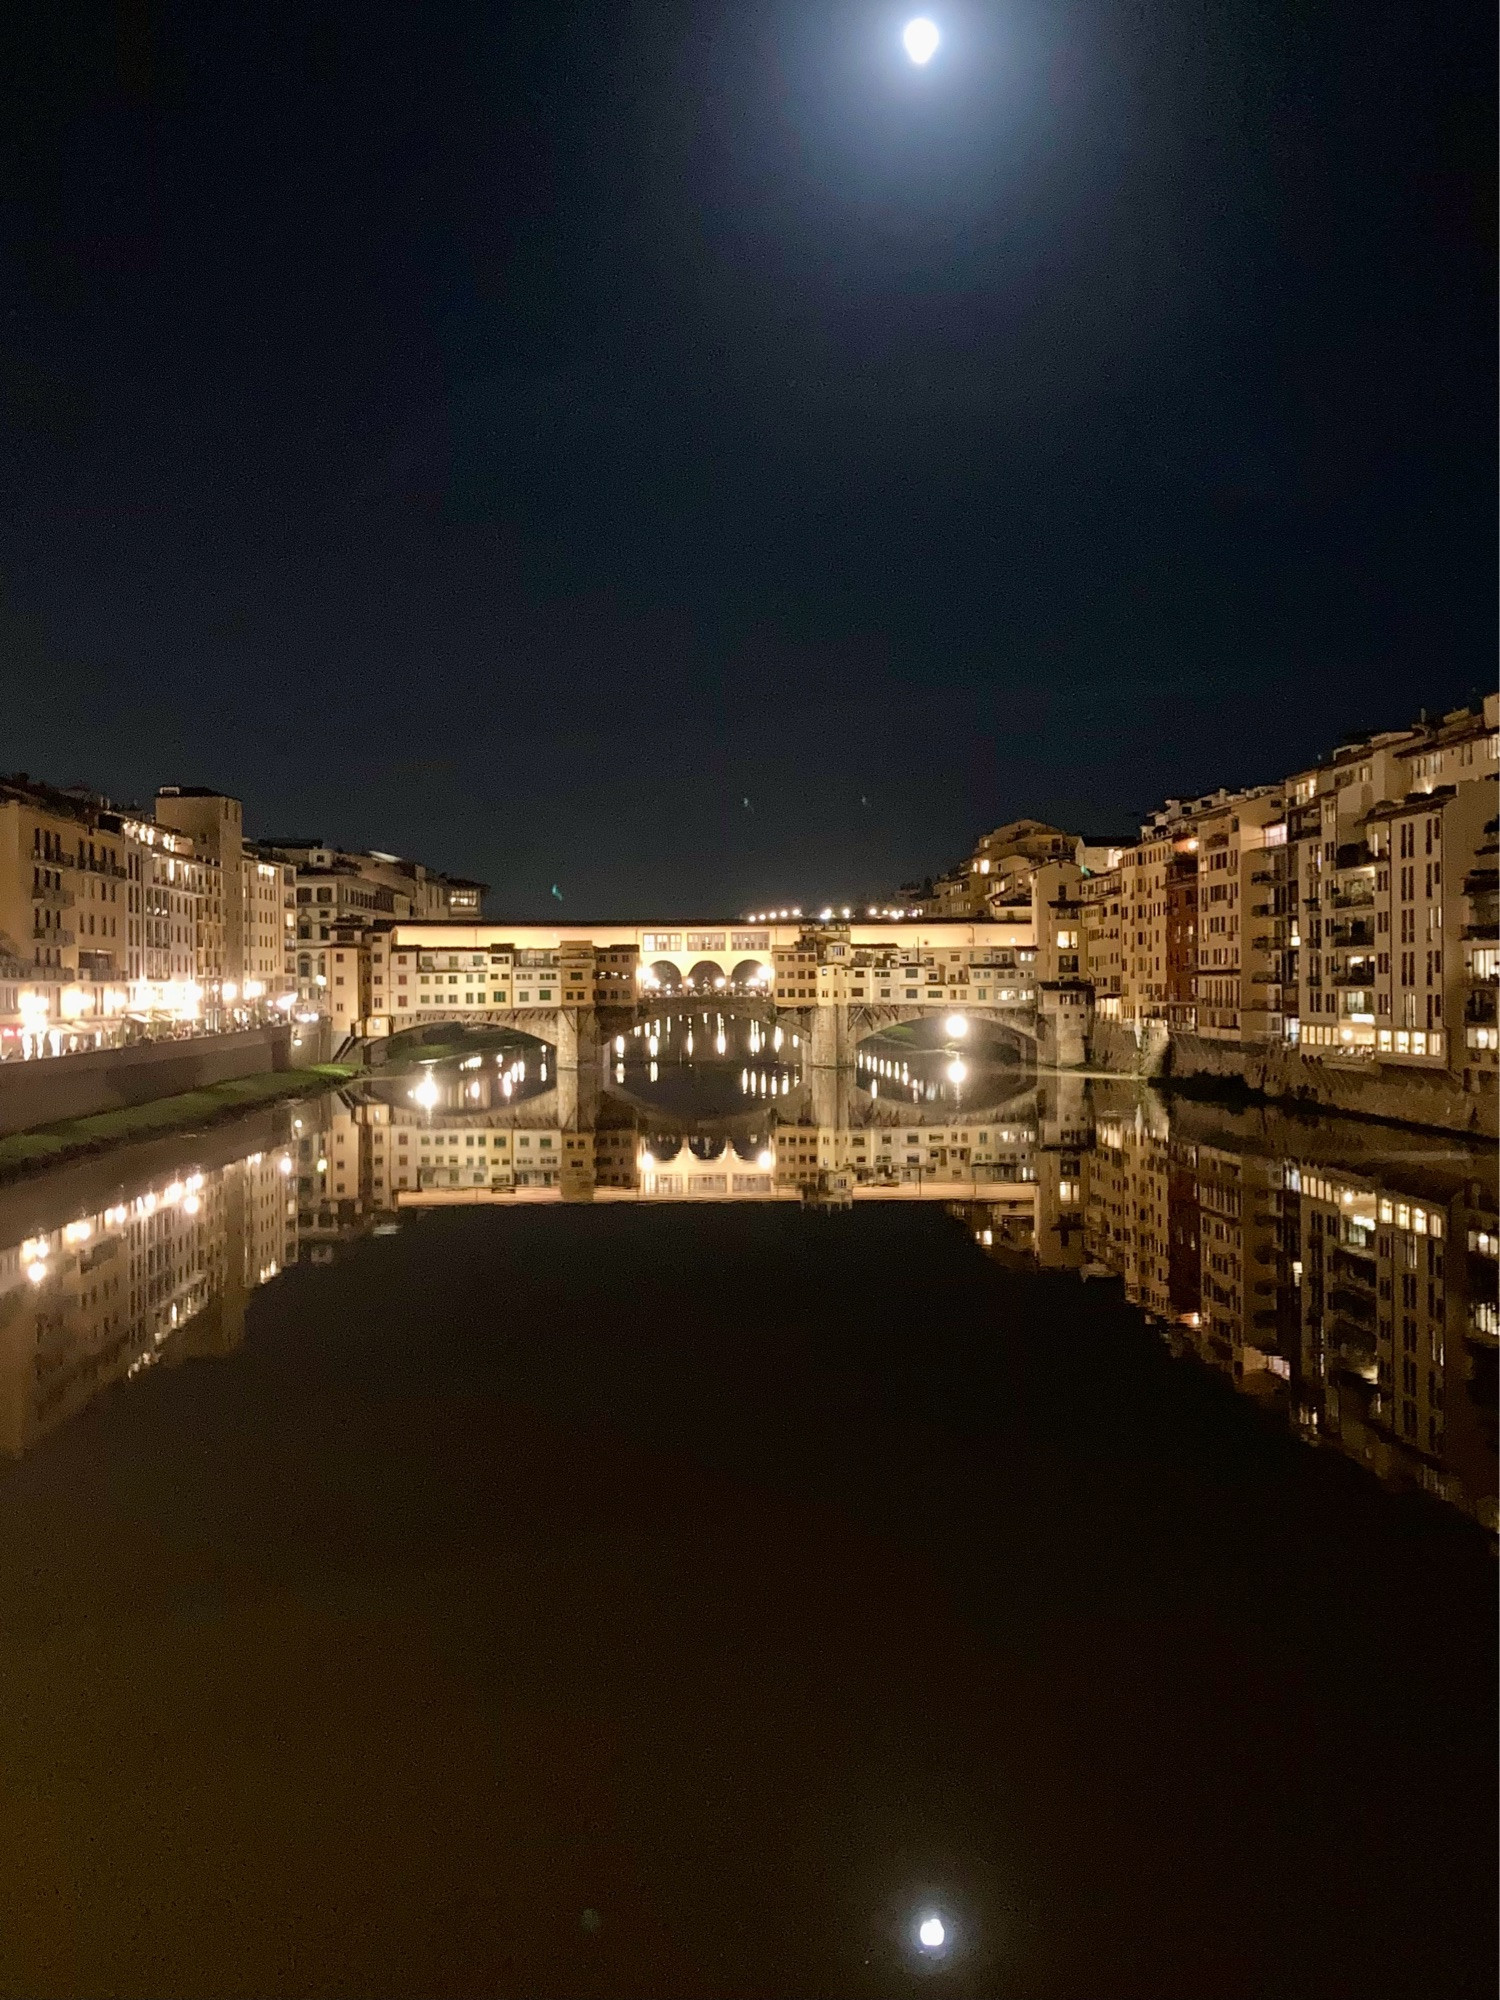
344;914;1098;1068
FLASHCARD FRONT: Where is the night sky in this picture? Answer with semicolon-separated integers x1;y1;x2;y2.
1;1;1492;915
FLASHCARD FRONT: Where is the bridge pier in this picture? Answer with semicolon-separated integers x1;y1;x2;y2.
553;1006;599;1072
809;1055;848;1133
806;1003;849;1071
555;1007;600;1131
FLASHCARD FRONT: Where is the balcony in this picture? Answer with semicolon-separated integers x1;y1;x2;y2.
32;925;74;945
1328;1286;1377;1323
1335;841;1374;870
30;885;75;910
1328;1247;1375;1285
1465;988;1498;1025
1329;967;1376;988
1327;919;1374;947
1328;886;1375;910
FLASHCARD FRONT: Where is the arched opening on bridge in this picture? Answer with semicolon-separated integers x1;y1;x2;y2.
685;960;726;995
688;1134;726;1161
383;1020;552;1069
644;1132;682;1162
731;1131;774;1163
855;1015;1031;1065
644;959;683;995
728;958;771;995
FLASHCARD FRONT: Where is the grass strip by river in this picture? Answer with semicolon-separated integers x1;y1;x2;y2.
0;1064;359;1183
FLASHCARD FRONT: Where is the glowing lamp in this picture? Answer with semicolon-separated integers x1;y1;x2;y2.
903;17;940;64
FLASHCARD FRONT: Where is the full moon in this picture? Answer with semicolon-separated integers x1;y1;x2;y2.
903;17;940;65
917;1914;946;1950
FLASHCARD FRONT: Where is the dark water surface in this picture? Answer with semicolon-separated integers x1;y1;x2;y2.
0;1029;1494;1998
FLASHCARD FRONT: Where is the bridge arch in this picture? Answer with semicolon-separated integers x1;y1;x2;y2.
685;959;726;993
851;1004;1037;1065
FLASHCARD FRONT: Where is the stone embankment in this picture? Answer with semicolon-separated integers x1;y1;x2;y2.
0;1024;315;1140
1089;1017;1494;1139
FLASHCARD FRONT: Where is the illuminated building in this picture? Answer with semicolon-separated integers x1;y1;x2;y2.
0;774;140;1051
1459;813;1498;1095
263;840;487;1001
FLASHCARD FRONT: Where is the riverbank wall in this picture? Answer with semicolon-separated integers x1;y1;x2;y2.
1088;1017;1494;1138
0;1025;297;1140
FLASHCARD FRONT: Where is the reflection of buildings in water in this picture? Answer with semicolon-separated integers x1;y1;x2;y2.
1291;1164;1497;1528
292;1081;1500;1529
0;1144;298;1458
1072;1090;1498;1532
1085;1103;1175;1316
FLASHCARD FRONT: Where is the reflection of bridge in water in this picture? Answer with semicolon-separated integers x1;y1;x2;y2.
346;1047;1084;1211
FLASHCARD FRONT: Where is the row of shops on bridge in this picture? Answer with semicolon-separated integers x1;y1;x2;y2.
302;907;1075;1045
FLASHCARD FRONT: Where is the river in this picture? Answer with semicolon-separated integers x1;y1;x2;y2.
0;1011;1494;1997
